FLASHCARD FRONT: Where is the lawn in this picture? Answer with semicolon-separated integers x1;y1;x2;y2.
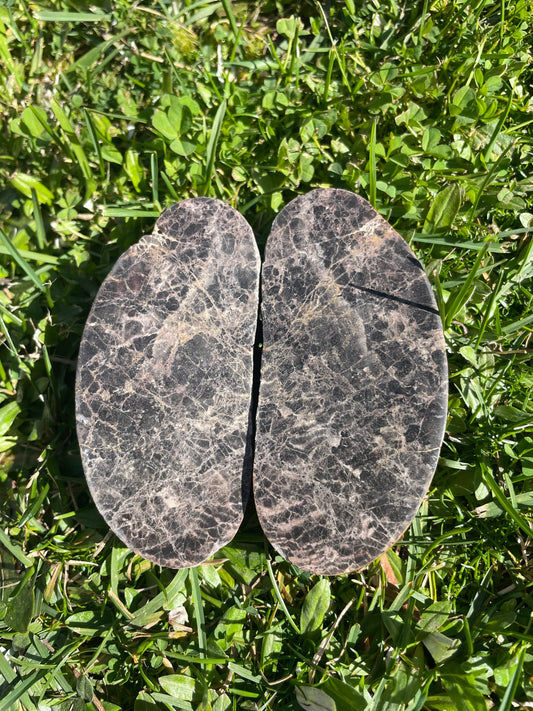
0;0;532;709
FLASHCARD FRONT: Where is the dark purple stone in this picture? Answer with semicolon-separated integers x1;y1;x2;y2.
76;198;260;568
254;189;448;575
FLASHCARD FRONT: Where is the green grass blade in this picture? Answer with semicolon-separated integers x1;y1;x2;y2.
66;29;131;72
227;661;262;683
484;88;513;164
202;99;227;195
0;315;22;362
315;0;351;90
0;244;59;265
0;654;38;711
0;528;33;567
150;692;194;710
101;207;159;217
266;558;300;635
444;242;490;329
411;234;504;252
368;119;377;208
469;141;514;219
164;652;228;664
482;465;532;540
268;34;284;74
189;567;208;660
0;18;17;82
418;0;430;43
83;108;105;177
151;152;159;205
23;105;66;149
35;11;112;22
18;483;50;527
465;567;493;628
429;263;446;323
323;49;335;103
474;270;505;347
501;312;533;335
161;171;180;201
0;227;47;291
31;188;46;249
0;303;23;326
181;0;222;26
221;0;238;40
50;98;93;182
497;646;526;711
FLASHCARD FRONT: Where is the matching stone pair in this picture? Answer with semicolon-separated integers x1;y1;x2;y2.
75;189;448;576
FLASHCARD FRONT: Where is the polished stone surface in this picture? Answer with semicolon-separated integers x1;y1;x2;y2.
76;198;260;568
254;189;448;575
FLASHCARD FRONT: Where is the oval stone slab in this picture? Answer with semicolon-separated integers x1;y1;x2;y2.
254;189;448;575
76;198;260;568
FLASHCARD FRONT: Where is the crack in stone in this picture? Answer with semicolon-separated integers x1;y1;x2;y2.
349;283;440;315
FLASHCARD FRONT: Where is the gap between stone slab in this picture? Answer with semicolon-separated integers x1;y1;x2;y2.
236;262;265;541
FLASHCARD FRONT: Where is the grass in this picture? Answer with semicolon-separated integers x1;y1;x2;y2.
0;0;532;708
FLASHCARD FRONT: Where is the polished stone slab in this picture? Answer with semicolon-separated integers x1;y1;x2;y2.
254;188;448;575
76;198;260;568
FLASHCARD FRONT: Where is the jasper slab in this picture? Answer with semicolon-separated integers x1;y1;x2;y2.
75;198;260;568
254;189;448;575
